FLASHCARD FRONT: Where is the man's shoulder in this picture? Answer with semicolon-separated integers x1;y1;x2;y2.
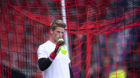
39;40;50;47
39;40;55;48
38;40;55;53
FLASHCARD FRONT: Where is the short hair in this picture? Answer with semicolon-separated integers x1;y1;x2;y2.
50;19;66;31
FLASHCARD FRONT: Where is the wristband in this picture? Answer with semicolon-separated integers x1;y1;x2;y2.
49;52;57;61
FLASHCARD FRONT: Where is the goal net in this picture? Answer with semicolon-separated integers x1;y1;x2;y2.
0;0;140;78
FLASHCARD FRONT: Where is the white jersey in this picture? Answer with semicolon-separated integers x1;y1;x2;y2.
37;40;70;78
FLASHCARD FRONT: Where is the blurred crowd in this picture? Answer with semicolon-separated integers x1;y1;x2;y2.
89;28;140;78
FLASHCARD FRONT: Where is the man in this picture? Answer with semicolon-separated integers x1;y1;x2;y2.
37;19;73;78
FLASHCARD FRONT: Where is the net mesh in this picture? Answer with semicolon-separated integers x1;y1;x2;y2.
0;0;140;78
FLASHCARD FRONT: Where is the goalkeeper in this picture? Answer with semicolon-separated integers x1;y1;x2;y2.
37;19;73;78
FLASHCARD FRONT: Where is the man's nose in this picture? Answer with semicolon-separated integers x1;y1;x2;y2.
59;33;63;38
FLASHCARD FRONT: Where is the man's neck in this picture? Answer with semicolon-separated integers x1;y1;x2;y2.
49;37;56;44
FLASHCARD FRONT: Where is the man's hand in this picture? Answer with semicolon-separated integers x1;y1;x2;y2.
54;41;65;54
49;40;65;62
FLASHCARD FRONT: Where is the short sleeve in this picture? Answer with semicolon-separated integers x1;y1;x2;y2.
37;45;49;59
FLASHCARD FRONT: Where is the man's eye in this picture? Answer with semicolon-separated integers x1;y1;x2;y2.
57;31;60;33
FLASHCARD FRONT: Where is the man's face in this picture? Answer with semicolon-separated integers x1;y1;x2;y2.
51;27;65;42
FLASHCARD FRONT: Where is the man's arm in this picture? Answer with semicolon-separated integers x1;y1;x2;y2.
38;51;57;71
38;40;64;71
38;58;52;71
